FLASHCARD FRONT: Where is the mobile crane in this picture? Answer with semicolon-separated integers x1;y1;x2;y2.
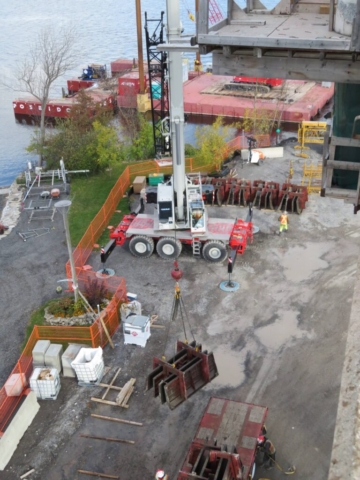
110;0;253;263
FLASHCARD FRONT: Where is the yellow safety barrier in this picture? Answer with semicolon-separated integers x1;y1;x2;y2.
295;121;327;158
301;161;322;193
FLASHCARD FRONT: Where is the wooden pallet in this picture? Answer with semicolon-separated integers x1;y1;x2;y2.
90;368;136;409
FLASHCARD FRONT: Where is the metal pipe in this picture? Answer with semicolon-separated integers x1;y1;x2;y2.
135;0;145;94
62;209;79;302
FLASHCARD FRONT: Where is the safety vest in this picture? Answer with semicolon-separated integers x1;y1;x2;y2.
280;214;288;225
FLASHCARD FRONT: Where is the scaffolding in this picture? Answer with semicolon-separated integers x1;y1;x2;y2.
301;161;322;194
144;11;170;158
295;121;327;158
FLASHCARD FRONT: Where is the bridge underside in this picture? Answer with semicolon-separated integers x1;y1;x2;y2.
196;0;360;83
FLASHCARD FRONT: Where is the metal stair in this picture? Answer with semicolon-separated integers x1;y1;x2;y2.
192;238;201;257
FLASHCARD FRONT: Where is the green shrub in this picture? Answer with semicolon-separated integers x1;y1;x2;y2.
84;280;109;309
47;297;87;318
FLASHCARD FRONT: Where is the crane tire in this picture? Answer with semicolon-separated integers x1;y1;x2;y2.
202;240;227;263
156;237;182;259
129;235;154;258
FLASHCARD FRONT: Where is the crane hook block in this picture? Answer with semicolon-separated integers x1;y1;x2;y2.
171;260;183;281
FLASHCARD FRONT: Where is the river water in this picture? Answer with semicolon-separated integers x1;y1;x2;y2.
0;0;284;187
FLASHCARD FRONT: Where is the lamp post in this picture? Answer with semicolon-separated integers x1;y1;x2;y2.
55;200;79;302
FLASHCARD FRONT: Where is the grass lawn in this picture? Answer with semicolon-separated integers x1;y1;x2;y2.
22;301;50;350
68;164;129;245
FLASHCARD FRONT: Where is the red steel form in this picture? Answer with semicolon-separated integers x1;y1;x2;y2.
146;341;218;410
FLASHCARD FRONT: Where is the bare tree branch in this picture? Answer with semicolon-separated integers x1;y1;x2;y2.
7;24;79;166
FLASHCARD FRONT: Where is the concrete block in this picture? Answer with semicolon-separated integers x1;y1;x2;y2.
32;340;50;366
45;344;63;374
241;146;284;159
0;391;40;470
62;344;87;378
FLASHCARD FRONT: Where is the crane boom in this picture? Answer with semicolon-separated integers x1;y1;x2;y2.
166;0;186;222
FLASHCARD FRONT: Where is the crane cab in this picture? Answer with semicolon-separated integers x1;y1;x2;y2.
156;176;207;233
157;184;174;230
190;201;206;234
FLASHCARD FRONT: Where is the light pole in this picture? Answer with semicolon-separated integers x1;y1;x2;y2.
55;200;79;302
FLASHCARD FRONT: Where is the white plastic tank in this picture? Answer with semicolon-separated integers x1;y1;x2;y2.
71;347;104;383
30;368;61;400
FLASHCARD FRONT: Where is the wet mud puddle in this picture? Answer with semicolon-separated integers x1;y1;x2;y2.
280;243;329;282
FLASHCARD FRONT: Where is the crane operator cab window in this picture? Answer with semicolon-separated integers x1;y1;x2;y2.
190;201;205;233
159;201;173;224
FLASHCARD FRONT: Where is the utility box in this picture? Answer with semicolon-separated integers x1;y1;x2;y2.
123;314;151;347
5;373;27;397
71;347;104;383
45;344;63;374
62;344;86;378
32;340;51;366
30;368;61;400
133;176;146;194
149;173;164;186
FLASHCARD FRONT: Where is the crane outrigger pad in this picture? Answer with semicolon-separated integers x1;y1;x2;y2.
146;340;218;410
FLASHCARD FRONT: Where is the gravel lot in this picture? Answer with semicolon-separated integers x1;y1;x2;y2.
1;145;359;480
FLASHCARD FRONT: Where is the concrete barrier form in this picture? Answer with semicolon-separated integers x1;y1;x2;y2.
241;147;284;159
0;391;40;470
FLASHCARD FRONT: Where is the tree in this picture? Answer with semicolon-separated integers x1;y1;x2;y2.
28;90;117;173
194;117;232;167
14;25;79;166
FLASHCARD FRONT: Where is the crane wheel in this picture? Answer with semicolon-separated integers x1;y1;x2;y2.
156;237;182;259
202;240;227;263
129;235;154;258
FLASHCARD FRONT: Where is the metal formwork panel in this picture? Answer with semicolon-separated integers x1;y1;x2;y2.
147;341;219;410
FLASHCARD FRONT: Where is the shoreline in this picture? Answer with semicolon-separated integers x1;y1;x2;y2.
0;181;23;237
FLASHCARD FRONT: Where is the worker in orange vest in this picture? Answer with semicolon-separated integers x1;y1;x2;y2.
278;211;289;234
155;469;169;480
257;436;276;469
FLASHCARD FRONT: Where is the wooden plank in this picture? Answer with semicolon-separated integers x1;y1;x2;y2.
91;397;129;408
80;434;135;445
326;161;360;171
20;470;35;479
331;136;360;148
121;386;134;408
212;51;360;83
91;413;143;426
98;383;122;391
116;378;136;406
99;313;115;349
102;367;121;400
77;470;119;479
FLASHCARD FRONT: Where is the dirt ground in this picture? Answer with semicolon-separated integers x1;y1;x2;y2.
1;144;359;480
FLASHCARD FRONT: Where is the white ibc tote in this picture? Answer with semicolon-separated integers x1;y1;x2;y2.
71;347;104;383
